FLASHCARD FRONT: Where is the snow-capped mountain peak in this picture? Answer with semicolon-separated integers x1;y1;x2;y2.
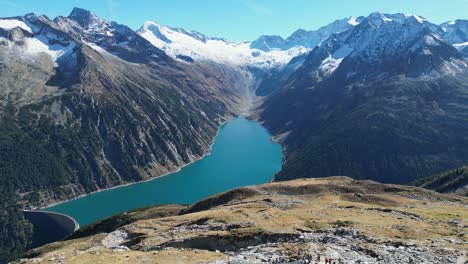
440;19;468;44
406;14;426;24
0;14;78;70
0;18;33;33
281;16;365;50
68;7;103;29
347;17;362;26
64;7;115;38
138;20;308;68
299;11;466;82
363;12;429;29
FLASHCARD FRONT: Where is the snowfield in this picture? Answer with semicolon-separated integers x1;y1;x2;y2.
138;21;308;68
0;19;32;33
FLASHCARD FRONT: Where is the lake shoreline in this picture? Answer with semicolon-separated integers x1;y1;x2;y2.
45;116;283;227
41;116;235;211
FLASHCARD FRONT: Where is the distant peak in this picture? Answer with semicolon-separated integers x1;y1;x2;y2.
291;28;308;35
142;21;163;30
368;12;391;22
69;7;93;18
68;7;101;27
143;21;157;26
256;35;285;41
347;16;363;26
404;14;426;24
24;12;38;18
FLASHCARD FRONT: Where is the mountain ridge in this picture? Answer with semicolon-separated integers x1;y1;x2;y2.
255;11;468;184
0;8;249;263
1;7;468;263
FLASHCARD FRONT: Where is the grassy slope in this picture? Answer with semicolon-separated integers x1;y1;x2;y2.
19;177;467;263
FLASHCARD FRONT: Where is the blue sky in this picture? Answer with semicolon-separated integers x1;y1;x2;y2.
1;0;467;42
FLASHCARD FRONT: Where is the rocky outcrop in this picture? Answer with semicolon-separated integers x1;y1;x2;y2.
18;177;468;263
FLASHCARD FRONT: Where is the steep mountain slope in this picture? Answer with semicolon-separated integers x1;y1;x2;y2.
0;8;248;262
2;8;468;263
256;13;468;184
2;7;248;205
18;177;468;263
253;17;366;96
440;20;468;57
413;166;468;196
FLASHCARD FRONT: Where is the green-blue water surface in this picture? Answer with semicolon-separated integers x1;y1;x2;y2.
47;117;282;226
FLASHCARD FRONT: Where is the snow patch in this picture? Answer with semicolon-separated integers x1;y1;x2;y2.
320;56;344;75
24;36;76;64
2;30;77;66
319;45;353;76
453;42;468;51
84;41;139;65
424;35;440;46
422;49;432;55
0;19;32;33
85;41;107;53
405;14;425;24
381;15;393;23
347;17;360;26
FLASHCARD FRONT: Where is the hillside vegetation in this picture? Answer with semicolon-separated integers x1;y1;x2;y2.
413;166;468;196
17;177;468;263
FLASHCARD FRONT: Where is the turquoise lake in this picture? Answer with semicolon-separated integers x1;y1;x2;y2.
47;117;283;226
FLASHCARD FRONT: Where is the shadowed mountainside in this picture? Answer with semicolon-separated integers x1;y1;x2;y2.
413;166;468;196
255;13;468;184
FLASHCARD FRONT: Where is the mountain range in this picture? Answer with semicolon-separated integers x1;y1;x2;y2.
256;13;468;184
1;7;468;263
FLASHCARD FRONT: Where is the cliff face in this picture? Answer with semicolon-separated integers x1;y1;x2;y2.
0;12;250;207
19;177;468;264
0;11;250;263
256;13;468;184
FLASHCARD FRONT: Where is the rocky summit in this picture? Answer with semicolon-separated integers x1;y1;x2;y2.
17;177;467;263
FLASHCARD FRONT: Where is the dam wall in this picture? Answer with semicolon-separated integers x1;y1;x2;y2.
24;210;79;248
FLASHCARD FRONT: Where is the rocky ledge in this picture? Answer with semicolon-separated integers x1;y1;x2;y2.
16;177;467;263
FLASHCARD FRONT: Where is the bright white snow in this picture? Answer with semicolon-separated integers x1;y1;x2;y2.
0;19;32;33
381;15;393;23
1;29;77;66
319;56;344;75
404;14;426;24
454;42;468;49
139;21;308;68
424;35;440;46
319;45;353;75
24;36;76;64
347;17;360;26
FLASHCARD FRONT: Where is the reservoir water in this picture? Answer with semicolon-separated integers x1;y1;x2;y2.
46;117;282;226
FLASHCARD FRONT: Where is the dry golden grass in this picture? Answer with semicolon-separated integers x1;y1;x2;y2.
18;177;468;263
